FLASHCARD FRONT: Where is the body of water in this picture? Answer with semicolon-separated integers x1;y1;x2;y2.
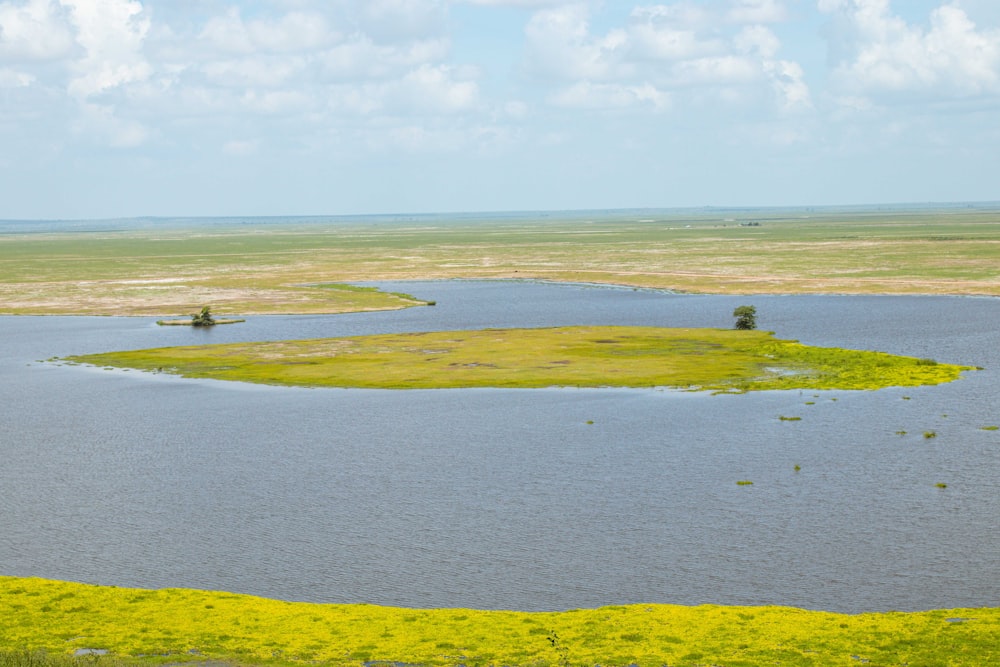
1;281;998;612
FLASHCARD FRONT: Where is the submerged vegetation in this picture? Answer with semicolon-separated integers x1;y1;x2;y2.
65;325;972;391
2;577;997;667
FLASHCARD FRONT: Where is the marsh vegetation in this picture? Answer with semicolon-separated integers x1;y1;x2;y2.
2;577;996;667
65;325;972;391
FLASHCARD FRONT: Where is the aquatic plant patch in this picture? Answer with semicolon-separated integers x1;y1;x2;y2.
64;326;973;391
1;577;997;667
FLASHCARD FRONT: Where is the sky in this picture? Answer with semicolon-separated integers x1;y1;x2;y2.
1;0;999;219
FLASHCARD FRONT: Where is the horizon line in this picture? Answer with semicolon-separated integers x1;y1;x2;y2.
3;200;1000;224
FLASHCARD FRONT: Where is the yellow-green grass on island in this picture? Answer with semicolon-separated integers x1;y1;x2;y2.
1;577;997;667
64;326;973;391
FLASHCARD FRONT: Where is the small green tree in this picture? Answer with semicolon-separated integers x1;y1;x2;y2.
191;306;216;327
733;305;757;330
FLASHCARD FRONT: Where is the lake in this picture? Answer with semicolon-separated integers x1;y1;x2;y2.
1;280;998;612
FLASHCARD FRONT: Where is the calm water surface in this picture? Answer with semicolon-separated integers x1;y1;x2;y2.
1;281;998;612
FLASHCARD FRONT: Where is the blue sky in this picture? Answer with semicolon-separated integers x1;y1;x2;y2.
1;0;999;219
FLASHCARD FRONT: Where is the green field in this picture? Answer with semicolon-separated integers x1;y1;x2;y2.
64;325;972;391
3;205;1000;316
2;577;997;667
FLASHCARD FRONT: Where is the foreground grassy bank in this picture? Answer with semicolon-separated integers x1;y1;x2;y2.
3;206;1000;316
2;578;997;667
65;326;972;391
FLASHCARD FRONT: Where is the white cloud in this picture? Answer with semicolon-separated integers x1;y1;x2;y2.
459;0;562;6
672;55;759;86
202;56;307;88
75;101;148;146
631;2;715;30
525;5;629;81
326;83;384;115
627;7;726;61
135;1;482;128
549;80;669;110
503;100;529;118
0;0;74;60
319;35;450;81
3;0;999;218
385;124;438;151
354;118;519;156
198;8;253;54
0;0;818;162
322;63;479;116
734;24;811;109
360;0;447;43
821;0;1000;99
727;0;789;24
61;0;151;99
240;88;313;114
199;8;333;54
522;2;810;113
222;139;258;156
764;59;812;111
955;0;1000;26
734;24;781;58
0;0;158;149
0;66;33;86
390;63;480;112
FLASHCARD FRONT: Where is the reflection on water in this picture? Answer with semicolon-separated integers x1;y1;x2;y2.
1;281;998;612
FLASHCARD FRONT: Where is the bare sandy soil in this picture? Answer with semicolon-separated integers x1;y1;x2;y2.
2;269;997;317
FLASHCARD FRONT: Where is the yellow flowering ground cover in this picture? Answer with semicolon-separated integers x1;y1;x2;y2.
65;326;972;392
1;577;996;666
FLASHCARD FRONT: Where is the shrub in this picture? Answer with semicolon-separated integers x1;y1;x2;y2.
190;306;215;327
733;305;757;330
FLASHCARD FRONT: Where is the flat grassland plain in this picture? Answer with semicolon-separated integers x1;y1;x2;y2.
3;205;999;666
2;204;1000;316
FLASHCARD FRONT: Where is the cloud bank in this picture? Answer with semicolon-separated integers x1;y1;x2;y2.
1;0;997;216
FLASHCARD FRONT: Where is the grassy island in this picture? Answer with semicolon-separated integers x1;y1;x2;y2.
1;577;997;667
155;318;245;326
65;326;972;391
